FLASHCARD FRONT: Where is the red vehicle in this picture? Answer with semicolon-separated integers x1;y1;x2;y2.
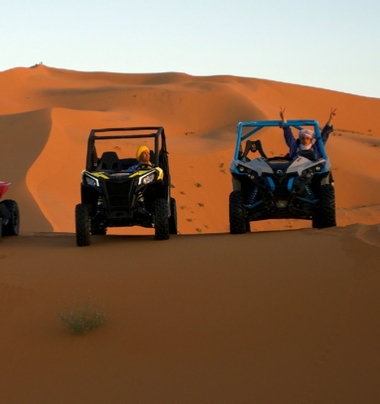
0;181;20;239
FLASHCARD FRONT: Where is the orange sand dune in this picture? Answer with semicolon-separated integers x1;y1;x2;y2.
1;65;380;403
1;64;380;234
1;225;380;403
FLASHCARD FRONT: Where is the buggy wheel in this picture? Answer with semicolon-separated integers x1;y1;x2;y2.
75;203;91;246
168;197;178;235
246;219;251;233
229;191;246;234
0;217;2;239
154;198;169;240
312;184;336;229
312;214;321;229
2;199;20;236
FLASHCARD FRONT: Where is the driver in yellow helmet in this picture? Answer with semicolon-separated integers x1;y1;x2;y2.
124;145;152;173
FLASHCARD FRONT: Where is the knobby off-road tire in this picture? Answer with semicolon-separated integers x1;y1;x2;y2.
229;191;247;234
0;217;2;240
246;219;251;233
2;199;20;236
168;197;178;235
154;198;170;240
312;184;336;229
75;203;91;246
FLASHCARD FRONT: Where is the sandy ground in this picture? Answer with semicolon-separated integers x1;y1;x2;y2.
1;65;380;403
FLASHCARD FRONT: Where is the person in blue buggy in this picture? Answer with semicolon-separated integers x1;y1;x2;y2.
279;106;337;159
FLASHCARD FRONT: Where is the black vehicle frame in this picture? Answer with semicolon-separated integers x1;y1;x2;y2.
75;126;177;246
0;181;20;239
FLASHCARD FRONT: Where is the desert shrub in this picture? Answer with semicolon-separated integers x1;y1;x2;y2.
58;298;106;335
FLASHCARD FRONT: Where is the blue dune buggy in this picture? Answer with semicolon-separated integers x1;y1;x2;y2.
229;120;336;233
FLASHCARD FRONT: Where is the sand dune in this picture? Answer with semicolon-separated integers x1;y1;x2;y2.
1;64;380;234
1;226;380;403
1;65;380;403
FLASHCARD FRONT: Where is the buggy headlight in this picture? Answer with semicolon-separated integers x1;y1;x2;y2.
301;167;315;177
302;163;324;177
314;163;324;172
84;174;99;187
139;172;155;185
236;165;256;179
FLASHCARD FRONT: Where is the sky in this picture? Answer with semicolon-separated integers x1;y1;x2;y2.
1;0;380;98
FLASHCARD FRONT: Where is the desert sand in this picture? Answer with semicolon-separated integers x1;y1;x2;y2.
0;65;380;403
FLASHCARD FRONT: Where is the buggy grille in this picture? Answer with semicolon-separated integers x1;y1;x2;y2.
106;181;130;194
105;180;133;208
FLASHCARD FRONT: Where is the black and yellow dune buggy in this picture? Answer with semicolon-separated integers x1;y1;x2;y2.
75;126;177;246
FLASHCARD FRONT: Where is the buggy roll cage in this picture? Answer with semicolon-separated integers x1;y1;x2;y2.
85;126;168;172
234;120;327;161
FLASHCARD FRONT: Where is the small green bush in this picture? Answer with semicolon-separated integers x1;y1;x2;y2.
59;298;106;335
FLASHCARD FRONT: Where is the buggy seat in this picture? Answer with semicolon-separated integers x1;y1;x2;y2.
98;151;121;171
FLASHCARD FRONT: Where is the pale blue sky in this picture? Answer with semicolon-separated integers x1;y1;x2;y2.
1;0;380;98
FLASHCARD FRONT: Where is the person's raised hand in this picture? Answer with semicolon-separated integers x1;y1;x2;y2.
327;107;337;125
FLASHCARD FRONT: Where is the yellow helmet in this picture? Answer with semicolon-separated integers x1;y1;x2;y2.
136;145;150;161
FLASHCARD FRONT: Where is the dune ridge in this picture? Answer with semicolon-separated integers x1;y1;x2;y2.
1;64;380;233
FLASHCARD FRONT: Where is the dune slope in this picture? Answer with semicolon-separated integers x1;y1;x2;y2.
1;65;380;403
1;65;380;234
1;225;380;403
